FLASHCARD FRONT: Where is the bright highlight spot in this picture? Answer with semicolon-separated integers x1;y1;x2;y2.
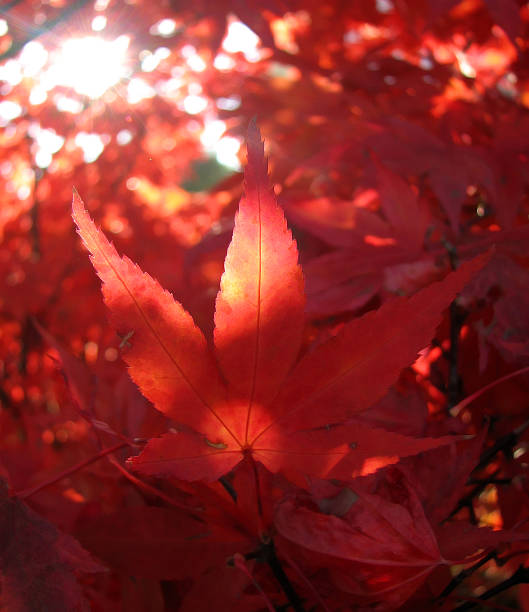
419;56;434;70
127;78;155;104
19;41;48;77
455;51;476;79
117;129;133;145
29;86;47;105
376;0;394;13
28;124;65;168
126;176;140;190
182;94;208;115
214;53;236;71
75;132;106;163
157;77;181;98
222;21;261;62
0;59;22;87
0;100;22;126
187;53;206;72
91;15;107;31
151;18;177;37
215;136;241;169
48;36;130;98
200;119;226;150
17;185;31;200
216;95;241;111
141;47;170;72
0;19;8;36
54;94;83;113
180;45;207;72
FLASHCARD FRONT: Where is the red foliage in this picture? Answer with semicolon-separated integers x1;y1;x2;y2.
1;1;529;610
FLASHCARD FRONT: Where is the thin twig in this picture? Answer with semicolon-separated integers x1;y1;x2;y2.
447;468;501;520
29;167;44;259
15;441;128;499
450;366;529;417
282;550;331;612
447;301;467;409
437;550;497;600
473;418;529;474
449;564;529;611
262;540;306;612
0;0;93;61
106;455;205;514
233;553;276;612
242;540;306;612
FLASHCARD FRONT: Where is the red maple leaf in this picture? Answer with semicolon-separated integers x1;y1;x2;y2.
0;480;103;612
274;466;529;610
72;121;487;485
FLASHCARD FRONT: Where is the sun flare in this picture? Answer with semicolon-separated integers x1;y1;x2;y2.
48;35;130;98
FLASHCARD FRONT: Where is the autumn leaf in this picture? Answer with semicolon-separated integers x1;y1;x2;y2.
0;480;104;612
76;506;246;581
371;152;427;249
274;468;442;610
399;430;488;524
178;565;263;612
73;121;487;485
274;467;529;609
275;468;441;567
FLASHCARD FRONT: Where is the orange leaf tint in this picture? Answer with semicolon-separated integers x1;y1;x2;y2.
128;429;240;482
252;422;457;485
74;125;488;485
259;252;489;438
214;119;305;443
72;192;231;444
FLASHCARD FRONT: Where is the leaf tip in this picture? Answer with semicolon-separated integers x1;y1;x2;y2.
71;188;86;225
247;115;259;140
246;117;266;169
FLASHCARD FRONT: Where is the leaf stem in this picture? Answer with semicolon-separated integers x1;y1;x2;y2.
107;455;204;514
250;456;263;519
450;366;529;417
262;540;306;612
233;553;276;612
241;540;306;611
15;441;128;500
447;301;466;409
281;550;331;612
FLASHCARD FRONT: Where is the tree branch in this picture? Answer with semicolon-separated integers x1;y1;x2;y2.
449;564;529;611
0;0;93;61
